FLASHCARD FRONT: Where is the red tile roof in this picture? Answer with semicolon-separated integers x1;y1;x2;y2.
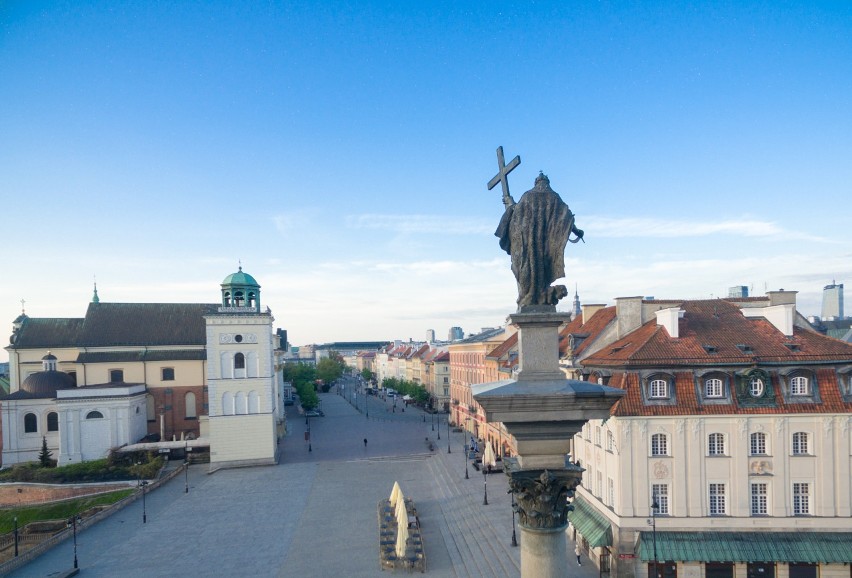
580;299;852;417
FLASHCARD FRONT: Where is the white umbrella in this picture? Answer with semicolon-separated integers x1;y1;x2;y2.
483;441;497;469
396;515;409;558
396;492;407;527
389;481;402;508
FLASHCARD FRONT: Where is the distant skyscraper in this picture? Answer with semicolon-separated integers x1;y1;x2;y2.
425;329;436;342
448;326;464;341
728;286;749;298
822;282;844;319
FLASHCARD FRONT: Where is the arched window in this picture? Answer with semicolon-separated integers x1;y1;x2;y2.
24;412;38;433
247;291;256;308
792;432;810;455
651;433;668;456
146;395;156;421
47;412;59;432
649;379;669;399
185;392;197;418
750;432;767;455
235;391;247;415
223;291;231;306
708;433;726;455
234;353;245;370
790;376;809;396
222;392;234;415
233;291;244;307
86;410;104;419
749;377;765;397
248;390;259;413
705;378;724;398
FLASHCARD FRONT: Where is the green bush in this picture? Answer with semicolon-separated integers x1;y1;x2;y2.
0;452;164;484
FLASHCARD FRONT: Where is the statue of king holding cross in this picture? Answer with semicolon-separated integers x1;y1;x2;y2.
489;147;584;312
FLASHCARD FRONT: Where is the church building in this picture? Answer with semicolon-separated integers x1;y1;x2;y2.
2;268;284;471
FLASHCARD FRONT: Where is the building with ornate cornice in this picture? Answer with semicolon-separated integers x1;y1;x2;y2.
568;292;852;578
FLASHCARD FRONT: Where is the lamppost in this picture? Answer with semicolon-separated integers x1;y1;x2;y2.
431;411;435;431
184;443;192;494
140;480;149;523
447;415;451;454
464;417;471;479
307;414;312;452
13;516;18;557
437;415;441;439
650;492;660;578
67;514;80;569
509;489;518;547
482;467;489;505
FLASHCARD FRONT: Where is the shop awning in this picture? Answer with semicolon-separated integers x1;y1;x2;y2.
567;497;613;547
638;531;852;563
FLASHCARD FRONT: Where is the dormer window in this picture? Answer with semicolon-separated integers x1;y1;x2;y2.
705;378;724;398
649;379;669;399
736;344;753;354
790;376;809;396
749;377;765;398
702;345;718;354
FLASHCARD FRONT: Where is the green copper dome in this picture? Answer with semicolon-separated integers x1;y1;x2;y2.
221;266;259;288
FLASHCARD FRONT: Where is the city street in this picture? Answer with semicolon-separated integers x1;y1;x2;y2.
9;377;597;577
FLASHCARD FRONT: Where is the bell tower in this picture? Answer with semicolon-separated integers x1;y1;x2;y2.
220;266;261;312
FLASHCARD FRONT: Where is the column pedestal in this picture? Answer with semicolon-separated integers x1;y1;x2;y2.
473;309;624;578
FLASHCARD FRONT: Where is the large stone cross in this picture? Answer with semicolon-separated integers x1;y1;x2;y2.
487;146;521;205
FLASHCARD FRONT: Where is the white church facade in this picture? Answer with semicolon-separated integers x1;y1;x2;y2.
2;268;284;471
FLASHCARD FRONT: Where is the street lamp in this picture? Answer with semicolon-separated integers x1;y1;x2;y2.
509;489;518;547
140;479;149;523
307;414;312;452
431;412;435;431
184;443;192;494
13;515;19;557
67;514;80;569
650;492;660;578
482;467;489;505
437;415;441;439
447;415;451;454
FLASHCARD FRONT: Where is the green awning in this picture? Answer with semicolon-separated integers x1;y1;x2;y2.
567;497;612;547
638;531;852;563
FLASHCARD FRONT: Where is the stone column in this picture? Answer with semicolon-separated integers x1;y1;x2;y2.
509;467;583;578
473;310;624;578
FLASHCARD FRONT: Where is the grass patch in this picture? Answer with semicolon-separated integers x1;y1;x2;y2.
0;488;135;534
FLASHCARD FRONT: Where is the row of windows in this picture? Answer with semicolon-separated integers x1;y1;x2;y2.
646;372;815;401
108;368;175;383
649;431;811;456
23;409;112;433
651;481;811;516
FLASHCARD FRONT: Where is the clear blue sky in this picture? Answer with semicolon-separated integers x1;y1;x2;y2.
2;1;851;360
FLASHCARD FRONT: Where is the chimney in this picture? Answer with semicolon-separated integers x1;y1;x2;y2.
616;296;645;338
655;307;684;338
767;290;797;308
581;304;607;326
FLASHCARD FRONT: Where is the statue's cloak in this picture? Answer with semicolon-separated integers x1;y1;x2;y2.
495;175;574;309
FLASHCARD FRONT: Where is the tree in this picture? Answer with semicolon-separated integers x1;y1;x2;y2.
38;436;53;467
360;368;374;382
317;355;344;385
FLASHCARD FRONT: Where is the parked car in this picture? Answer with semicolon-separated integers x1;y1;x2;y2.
305;410;321;417
284;399;295;406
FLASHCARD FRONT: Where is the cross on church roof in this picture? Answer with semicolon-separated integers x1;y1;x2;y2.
487;146;521;205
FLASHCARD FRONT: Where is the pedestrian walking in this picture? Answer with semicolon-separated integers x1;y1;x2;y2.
575;542;581;565
363;438;368;448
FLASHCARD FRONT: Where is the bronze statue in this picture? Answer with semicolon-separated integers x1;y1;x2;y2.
489;148;583;311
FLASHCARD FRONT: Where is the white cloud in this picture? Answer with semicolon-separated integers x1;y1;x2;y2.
583;216;828;242
346;213;493;235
